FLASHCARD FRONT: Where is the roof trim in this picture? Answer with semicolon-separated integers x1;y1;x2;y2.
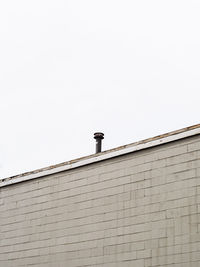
1;124;200;188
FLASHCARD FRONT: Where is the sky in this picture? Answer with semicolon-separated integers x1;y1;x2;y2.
0;0;200;178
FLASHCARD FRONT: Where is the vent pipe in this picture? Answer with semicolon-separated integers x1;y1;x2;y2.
94;132;104;153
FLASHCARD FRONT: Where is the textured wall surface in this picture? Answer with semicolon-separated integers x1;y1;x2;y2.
0;135;200;267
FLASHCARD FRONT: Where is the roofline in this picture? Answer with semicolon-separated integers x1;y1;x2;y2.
1;124;200;188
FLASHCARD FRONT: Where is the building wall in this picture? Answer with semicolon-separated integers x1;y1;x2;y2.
0;135;200;267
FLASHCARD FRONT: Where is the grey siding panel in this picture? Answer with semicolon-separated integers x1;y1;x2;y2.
1;136;200;266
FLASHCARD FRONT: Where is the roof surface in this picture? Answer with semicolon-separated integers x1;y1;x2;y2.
1;123;200;187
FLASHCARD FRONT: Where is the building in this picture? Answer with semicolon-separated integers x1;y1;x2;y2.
0;124;200;267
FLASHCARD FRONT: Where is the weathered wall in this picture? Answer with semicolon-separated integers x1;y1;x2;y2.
0;135;200;267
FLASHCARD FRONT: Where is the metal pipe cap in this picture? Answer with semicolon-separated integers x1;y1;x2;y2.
94;132;104;140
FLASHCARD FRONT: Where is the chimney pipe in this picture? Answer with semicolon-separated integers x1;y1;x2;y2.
94;132;104;153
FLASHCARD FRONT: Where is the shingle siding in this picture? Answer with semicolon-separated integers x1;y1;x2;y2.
0;135;200;266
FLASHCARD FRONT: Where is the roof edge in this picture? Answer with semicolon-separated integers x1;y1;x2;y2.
1;124;200;187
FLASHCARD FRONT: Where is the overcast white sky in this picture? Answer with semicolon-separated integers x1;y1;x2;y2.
0;0;200;178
